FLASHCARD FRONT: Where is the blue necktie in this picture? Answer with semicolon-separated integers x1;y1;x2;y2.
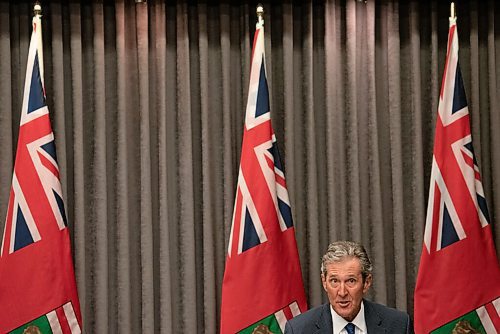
345;323;355;334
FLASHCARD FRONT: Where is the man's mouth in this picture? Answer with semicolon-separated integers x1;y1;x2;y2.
337;300;351;308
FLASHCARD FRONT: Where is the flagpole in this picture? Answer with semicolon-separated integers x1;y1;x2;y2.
256;3;264;28
33;1;44;87
450;2;456;19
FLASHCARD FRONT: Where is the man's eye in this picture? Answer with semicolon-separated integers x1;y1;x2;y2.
346;278;356;286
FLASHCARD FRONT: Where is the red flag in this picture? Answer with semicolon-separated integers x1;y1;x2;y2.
220;18;307;334
414;14;500;334
0;15;82;333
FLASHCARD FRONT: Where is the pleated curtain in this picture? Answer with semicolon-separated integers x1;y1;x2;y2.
0;0;499;332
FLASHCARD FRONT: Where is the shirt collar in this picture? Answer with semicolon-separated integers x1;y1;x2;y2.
330;301;367;334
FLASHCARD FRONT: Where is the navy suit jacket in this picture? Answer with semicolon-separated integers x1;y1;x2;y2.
284;299;413;334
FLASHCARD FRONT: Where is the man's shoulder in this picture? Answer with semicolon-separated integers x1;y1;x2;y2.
285;303;329;333
364;299;409;320
289;303;326;323
364;299;413;333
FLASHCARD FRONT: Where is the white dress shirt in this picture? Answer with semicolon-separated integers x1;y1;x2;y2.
330;301;368;334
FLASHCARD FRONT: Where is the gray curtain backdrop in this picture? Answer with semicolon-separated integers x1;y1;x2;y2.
0;0;499;332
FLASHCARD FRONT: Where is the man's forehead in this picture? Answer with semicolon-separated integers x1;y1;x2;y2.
325;270;362;277
324;257;362;275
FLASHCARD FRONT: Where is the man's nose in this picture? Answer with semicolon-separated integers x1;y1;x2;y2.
338;283;348;296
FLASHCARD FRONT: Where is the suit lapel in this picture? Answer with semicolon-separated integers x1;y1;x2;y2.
364;300;387;334
314;301;391;334
312;303;333;334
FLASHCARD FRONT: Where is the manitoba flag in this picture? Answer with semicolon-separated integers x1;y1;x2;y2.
220;15;307;334
0;14;82;333
414;14;500;334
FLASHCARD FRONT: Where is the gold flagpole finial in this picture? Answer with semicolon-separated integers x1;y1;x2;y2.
450;2;456;19
256;4;264;27
34;1;42;17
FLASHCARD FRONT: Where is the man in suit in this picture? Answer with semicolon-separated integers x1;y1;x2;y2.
284;241;413;334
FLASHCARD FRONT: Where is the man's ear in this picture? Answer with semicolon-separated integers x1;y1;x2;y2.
321;273;328;292
363;274;372;294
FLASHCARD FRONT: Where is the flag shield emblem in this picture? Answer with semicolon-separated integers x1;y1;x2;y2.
432;298;500;334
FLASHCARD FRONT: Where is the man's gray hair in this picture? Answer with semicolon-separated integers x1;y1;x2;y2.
320;241;373;280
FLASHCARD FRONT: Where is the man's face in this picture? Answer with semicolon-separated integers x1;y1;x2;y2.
321;257;372;322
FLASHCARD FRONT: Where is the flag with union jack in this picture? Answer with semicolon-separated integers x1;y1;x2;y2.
0;14;82;333
220;15;307;334
414;14;500;334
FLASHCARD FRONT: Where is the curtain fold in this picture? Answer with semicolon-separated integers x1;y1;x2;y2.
0;0;499;332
